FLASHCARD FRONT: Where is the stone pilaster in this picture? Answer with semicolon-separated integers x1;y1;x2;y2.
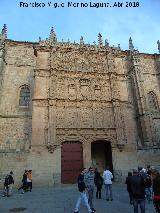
131;52;152;147
31;48;50;149
107;53;126;150
82;139;92;168
0;33;5;104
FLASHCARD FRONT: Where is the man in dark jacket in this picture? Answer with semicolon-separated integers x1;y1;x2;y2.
74;169;95;213
125;172;133;205
129;169;146;213
3;171;14;197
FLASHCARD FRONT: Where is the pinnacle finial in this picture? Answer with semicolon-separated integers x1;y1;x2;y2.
98;33;103;46
105;39;109;47
80;36;84;45
1;24;7;39
157;40;160;54
49;27;57;43
129;37;134;51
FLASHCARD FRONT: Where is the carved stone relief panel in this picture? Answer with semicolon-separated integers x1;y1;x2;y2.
90;52;108;73
68;78;77;100
65;107;78;128
75;55;90;72
51;48;109;73
80;108;93;128
103;107;114;128
94;85;101;99
141;58;158;75
51;50;91;72
68;84;76;96
102;81;111;101
56;78;67;99
93;108;104;128
56;107;65;128
111;77;120;100
93;78;102;100
79;79;91;100
107;54;116;73
51;51;64;70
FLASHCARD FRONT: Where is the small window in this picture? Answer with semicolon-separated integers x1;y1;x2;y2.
147;91;159;111
19;85;30;107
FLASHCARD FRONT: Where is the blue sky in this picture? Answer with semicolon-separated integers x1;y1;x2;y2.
0;0;159;53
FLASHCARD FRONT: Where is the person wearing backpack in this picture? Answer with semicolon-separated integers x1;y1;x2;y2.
2;171;14;197
94;169;103;199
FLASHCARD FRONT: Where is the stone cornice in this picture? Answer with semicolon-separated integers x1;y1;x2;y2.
4;40;160;58
0;114;32;118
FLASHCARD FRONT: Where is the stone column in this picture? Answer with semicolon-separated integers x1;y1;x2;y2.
83;139;92;169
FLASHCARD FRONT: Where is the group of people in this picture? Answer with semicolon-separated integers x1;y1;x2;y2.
74;166;113;213
125;166;160;213
18;170;32;194
2;169;32;197
2;166;160;213
74;165;160;213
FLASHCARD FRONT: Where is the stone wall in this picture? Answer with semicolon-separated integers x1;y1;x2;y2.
0;42;35;151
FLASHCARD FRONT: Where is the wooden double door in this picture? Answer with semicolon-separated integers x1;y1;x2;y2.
61;141;83;184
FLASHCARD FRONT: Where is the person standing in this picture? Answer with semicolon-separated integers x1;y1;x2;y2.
27;170;32;192
18;170;28;193
152;169;160;212
129;169;146;213
145;171;152;202
3;171;14;197
103;166;113;201
74;169;95;213
125;172;133;205
84;167;96;212
94;169;103;199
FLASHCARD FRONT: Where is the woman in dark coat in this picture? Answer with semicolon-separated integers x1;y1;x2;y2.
94;169;103;199
125;172;133;205
152;169;160;212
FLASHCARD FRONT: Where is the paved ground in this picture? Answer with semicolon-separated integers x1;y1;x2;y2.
0;183;155;213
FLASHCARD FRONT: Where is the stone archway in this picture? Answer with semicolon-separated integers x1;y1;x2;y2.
91;141;113;173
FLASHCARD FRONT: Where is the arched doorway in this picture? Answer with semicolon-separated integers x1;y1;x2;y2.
61;141;83;184
91;141;113;173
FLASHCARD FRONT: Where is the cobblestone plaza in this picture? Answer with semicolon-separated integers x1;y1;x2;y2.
1;184;155;213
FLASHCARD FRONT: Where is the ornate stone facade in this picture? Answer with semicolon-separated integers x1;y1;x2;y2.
0;25;160;185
